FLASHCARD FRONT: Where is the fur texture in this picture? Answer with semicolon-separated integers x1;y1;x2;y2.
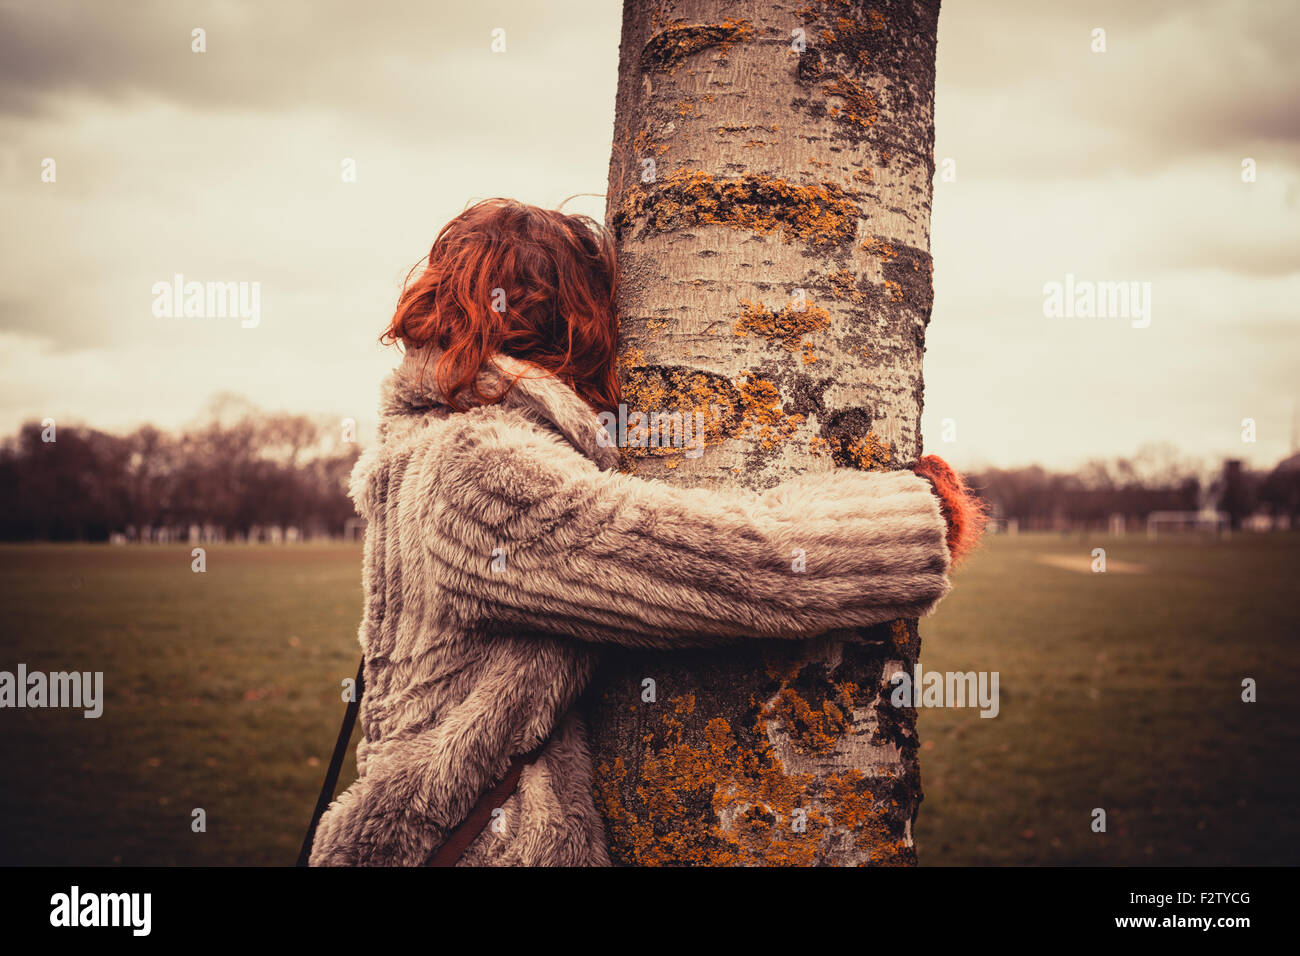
307;344;954;867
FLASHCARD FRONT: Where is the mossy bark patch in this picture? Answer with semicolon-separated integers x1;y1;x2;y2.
620;364;742;456
733;297;831;362
592;636;917;866
818;405;896;470
822;75;879;129
862;236;934;317
614;169;860;247
640;18;755;72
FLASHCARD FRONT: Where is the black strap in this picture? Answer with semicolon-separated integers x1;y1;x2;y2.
297;657;365;867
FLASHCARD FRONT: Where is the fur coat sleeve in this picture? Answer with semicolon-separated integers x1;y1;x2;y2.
425;408;951;649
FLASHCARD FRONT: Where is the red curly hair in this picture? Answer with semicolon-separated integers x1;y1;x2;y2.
382;198;620;413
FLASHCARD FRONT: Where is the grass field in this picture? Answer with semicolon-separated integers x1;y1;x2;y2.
1;533;1296;866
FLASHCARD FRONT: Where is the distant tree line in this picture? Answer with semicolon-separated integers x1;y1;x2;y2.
968;444;1300;531
0;396;361;542
3;414;1297;542
967;464;1199;530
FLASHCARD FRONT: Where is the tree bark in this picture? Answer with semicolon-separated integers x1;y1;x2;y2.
589;0;940;865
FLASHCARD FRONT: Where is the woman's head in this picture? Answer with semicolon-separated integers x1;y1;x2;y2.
383;198;620;413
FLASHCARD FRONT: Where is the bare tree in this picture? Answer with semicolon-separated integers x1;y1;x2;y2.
587;0;942;865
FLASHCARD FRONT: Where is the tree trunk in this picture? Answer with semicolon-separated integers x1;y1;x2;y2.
588;0;940;865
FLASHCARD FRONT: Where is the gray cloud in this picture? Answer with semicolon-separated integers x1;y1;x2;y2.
0;0;613;128
937;0;1300;177
0;0;1295;470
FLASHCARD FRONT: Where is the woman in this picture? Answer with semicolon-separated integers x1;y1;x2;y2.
308;198;983;866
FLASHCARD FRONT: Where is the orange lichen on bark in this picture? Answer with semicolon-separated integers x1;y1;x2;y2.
633;369;734;424
760;684;853;755
831;16;876;68
732;298;830;358
822;770;913;865
861;236;897;260
757;658;862;758
632;127;670;157
828;268;863;302
618;363;817;457
639;18;755;72
823;77;879;129
615;168;859;246
593;680;911;865
844;432;893;471
862;237;906;301
595;755;637;840
619;346;645;371
738;373;806;450
890;618;912;655
619;365;739;458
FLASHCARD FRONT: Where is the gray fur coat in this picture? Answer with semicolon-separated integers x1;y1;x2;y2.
307;345;952;866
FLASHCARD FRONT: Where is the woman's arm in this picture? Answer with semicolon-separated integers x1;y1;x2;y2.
419;412;952;649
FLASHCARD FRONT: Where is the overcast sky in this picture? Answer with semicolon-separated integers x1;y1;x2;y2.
1;0;1296;471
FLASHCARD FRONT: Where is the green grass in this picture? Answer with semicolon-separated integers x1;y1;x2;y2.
0;544;362;866
917;531;1300;865
0;534;1296;866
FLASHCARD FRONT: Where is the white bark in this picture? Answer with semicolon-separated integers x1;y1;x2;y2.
590;0;940;866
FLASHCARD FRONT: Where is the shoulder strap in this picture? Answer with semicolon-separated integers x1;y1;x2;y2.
297;657;365;867
425;744;546;866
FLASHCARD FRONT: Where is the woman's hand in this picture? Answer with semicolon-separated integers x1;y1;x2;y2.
911;455;987;565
